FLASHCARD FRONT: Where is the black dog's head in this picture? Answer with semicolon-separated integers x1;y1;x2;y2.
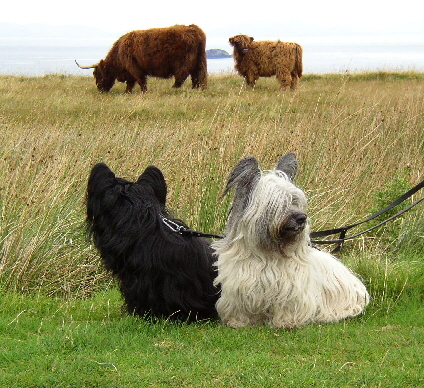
87;163;166;229
86;163;219;322
86;163;177;273
87;162;167;210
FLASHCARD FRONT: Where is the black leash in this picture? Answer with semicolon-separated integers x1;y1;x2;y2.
310;179;424;252
161;179;424;250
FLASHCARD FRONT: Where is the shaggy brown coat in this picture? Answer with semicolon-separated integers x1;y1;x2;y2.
229;35;303;90
77;24;207;93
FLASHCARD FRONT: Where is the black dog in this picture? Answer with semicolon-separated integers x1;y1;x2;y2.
86;163;219;322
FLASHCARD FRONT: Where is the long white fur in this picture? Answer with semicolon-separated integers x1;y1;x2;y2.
213;164;369;328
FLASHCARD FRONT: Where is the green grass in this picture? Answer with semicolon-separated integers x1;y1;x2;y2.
1;290;423;387
0;72;423;386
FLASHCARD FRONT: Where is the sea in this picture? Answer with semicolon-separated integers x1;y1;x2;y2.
1;35;423;76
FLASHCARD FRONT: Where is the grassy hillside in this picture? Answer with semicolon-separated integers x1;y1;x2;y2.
0;72;423;297
0;71;423;387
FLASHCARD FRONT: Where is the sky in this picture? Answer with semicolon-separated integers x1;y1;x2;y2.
1;0;423;75
2;0;423;38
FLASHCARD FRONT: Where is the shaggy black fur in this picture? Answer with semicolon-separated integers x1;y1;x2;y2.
86;163;219;322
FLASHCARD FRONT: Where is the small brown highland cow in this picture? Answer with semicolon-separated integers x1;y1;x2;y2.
229;34;303;90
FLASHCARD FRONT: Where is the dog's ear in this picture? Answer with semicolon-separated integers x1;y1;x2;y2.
223;157;261;220
275;153;298;182
90;162;115;178
224;156;261;197
87;163;116;190
86;164;117;220
136;166;167;205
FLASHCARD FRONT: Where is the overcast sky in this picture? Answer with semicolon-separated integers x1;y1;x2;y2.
2;0;423;38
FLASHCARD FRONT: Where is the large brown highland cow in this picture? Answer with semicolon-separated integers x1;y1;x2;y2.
76;24;207;93
229;34;303;90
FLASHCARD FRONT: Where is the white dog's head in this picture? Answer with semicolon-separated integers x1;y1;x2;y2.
222;153;308;252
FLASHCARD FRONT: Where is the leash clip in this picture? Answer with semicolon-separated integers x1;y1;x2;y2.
161;216;185;234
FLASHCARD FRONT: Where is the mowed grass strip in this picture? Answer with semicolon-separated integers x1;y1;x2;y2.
1;290;423;387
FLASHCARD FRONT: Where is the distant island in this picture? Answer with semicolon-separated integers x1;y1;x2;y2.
206;49;232;59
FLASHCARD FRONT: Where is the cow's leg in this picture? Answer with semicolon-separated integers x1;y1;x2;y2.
191;75;199;89
191;66;207;89
190;66;200;88
290;71;299;90
173;71;189;88
276;68;291;90
245;72;258;88
125;59;148;92
127;72;147;92
173;78;186;88
125;80;136;93
136;75;147;93
191;71;202;89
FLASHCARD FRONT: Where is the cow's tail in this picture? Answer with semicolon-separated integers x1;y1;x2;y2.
294;44;303;79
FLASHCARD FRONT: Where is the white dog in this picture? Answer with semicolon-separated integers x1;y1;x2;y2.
213;153;369;328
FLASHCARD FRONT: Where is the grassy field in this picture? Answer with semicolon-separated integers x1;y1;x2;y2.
0;72;423;387
1;289;423;387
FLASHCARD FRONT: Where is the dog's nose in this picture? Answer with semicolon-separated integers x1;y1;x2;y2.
295;213;307;225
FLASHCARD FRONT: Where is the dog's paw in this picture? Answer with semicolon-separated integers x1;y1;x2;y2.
225;318;250;328
270;319;301;329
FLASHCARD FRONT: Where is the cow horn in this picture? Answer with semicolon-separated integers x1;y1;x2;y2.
75;60;97;69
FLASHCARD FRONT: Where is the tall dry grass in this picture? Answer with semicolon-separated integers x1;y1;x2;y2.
0;72;423;297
